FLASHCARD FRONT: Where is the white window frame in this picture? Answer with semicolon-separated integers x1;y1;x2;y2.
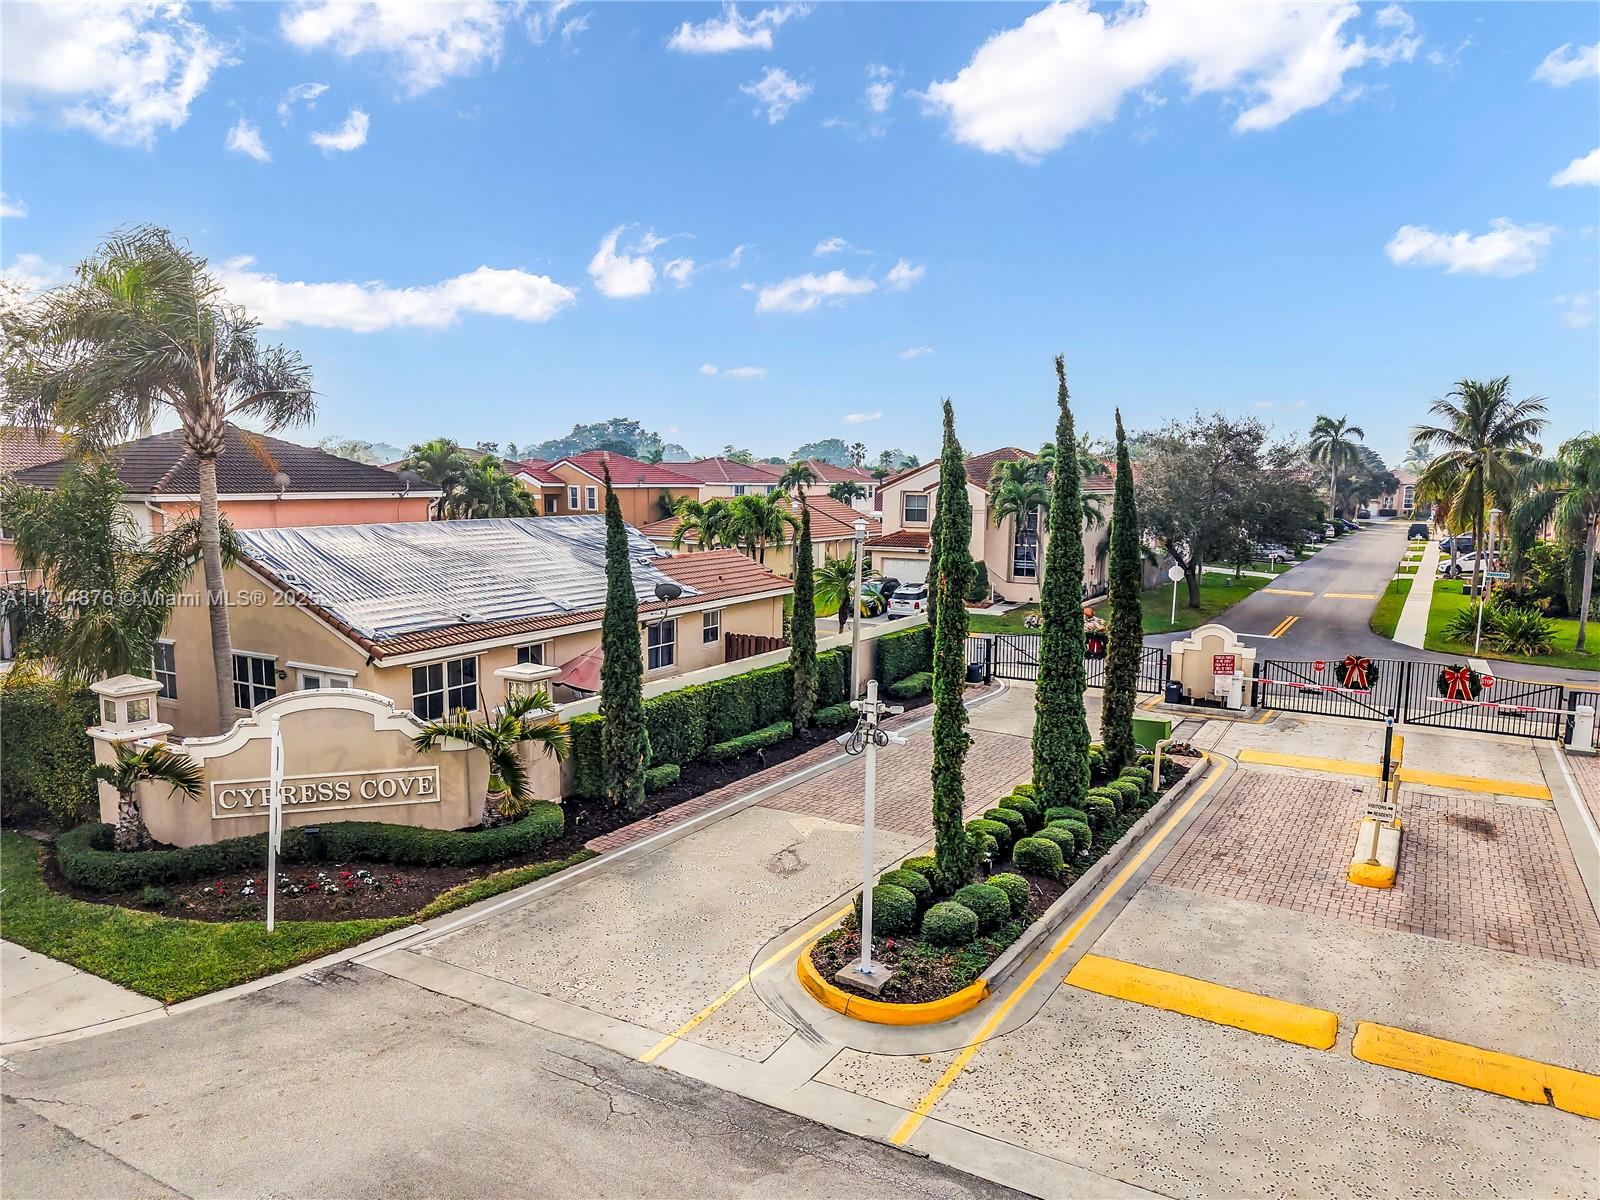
411;655;479;720
903;492;930;524
232;651;277;711
585;485;598;511
153;640;178;701
289;661;356;691
568;485;581;510
516;642;549;666
702;610;721;644
647;618;677;671
733;484;747;496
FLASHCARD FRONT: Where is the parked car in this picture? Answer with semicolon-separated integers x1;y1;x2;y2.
1251;542;1292;564
1439;534;1475;554
1339;519;1360;532
1439;551;1494;579
1322;523;1337;538
1356;509;1372;519
1406;522;1430;540
887;581;927;618
874;576;901;601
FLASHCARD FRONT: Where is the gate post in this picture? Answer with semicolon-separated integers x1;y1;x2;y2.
1250;661;1261;708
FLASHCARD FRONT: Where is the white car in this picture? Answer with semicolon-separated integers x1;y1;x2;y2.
888;582;928;618
1438;551;1491;579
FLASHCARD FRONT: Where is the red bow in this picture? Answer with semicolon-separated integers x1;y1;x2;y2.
1341;654;1370;690
1442;666;1474;701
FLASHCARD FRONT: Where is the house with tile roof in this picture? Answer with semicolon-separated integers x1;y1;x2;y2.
785;460;880;514
638;493;875;578
540;450;701;527
668;456;783;498
152;515;791;735
866;447;1115;604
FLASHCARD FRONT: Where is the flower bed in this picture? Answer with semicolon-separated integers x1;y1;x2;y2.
810;748;1197;1008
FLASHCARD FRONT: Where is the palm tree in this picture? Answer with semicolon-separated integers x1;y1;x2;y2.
2;226;315;729
667;495;730;550
828;480;866;504
725;493;798;563
814;553;858;631
988;456;1048;581
723;444;754;464
848;442;868;469
1033;443;1107;527
405;438;471;519
412;689;569;826
1307;415;1366;519
1513;433;1600;651
92;742;204;851
452;455;537;518
777;461;818;496
1414;378;1547;598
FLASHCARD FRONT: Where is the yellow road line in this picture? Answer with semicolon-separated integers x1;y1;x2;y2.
1395;766;1551;801
639;906;847;1063
1353;1022;1600;1120
1322;592;1379;600
1066;954;1338;1050
889;757;1230;1146
1263;588;1314;597
1239;748;1381;777
1237;749;1551;800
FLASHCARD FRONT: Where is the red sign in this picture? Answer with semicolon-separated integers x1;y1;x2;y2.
1313;660;1326;672
1481;674;1494;689
1213;654;1237;676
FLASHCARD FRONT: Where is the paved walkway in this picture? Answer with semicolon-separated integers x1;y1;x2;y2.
0;941;161;1045
1395;535;1441;647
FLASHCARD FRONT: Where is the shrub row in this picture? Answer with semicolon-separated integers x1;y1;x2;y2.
0;679;98;827
886;671;933;701
875;625;932;686
705;720;793;764
568;648;850;797
55;802;565;893
644;763;680;793
878;855;1036;948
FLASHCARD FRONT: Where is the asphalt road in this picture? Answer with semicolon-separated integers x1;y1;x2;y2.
1145;522;1598;686
1;966;1021;1200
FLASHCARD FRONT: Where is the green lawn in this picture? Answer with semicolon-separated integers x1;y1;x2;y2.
972;574;1272;637
1423;582;1600;673
1368;577;1413;640
0;833;593;1004
968;604;1040;634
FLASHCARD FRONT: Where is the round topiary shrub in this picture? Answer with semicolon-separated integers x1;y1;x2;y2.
1083;792;1118;828
1011;782;1037;799
901;855;938;877
853;883;918;936
1005;795;1041;830
921;900;979;946
1120;767;1153;796
965;817;1013;853
880;868;932;907
970;830;999;862
1135;753;1156;771
1109;779;1143;810
1035;825;1076;860
1049;817;1092;855
1044;805;1089;826
984;807;1027;836
986;872;1031;916
952;883;1010;931
1012;836;1064;879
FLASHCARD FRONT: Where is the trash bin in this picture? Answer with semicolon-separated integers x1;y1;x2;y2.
1164;680;1184;706
966;662;985;684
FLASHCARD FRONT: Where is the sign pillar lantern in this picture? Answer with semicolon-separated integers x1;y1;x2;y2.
86;675;173;826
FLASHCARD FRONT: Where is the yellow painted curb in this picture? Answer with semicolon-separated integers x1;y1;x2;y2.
1346;861;1396;888
1353;1022;1600;1120
1239;749;1382;777
1066;954;1338;1050
797;944;989;1026
1395;766;1551;801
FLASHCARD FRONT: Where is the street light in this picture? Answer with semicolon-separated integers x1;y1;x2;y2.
840;679;906;983
851;517;867;699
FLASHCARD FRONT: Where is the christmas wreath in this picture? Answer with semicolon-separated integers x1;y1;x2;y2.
1336;654;1378;691
1437;663;1482;701
1084;613;1108;659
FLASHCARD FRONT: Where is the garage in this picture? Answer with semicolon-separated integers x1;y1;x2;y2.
882;556;929;584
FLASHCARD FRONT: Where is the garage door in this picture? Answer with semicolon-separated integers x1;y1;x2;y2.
883;557;929;584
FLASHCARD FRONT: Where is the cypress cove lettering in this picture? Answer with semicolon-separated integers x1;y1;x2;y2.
211;767;441;819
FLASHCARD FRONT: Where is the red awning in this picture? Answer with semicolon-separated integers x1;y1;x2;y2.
556;645;603;693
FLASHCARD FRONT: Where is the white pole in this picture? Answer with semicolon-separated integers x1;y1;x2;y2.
856;679;881;977
266;716;284;933
1170;579;1178;626
850;519;866;699
1474;509;1500;654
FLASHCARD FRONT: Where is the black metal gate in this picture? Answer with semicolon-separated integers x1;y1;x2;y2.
1401;666;1567;741
986;634;1167;693
1255;658;1407;721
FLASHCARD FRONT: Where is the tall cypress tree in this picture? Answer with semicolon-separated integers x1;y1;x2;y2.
790;500;818;730
1102;408;1142;772
1033;357;1092;814
599;465;647;809
930;399;976;891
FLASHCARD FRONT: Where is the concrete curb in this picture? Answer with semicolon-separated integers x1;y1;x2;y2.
796;950;989;1025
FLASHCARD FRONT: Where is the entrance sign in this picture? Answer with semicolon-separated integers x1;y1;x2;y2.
212;766;441;819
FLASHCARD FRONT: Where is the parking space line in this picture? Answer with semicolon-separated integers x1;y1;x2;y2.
889;757;1230;1146
1322;592;1379;600
1065;954;1338;1049
1263;588;1314;597
639;906;848;1064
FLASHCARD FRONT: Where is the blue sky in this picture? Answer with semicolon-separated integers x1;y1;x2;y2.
3;1;1597;465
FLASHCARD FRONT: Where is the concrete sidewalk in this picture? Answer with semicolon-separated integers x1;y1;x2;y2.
1394;536;1442;647
0;941;161;1045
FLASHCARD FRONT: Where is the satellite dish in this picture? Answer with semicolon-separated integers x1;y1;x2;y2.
397;468;424;495
654;581;684;603
272;471;292;495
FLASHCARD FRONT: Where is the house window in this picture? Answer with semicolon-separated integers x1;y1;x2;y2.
517;642;547;666
647;618;677;670
232;652;276;710
411;656;478;719
1012;507;1041;579
702;610;721;644
298;668;352;690
903;493;929;524
585;486;598;510
1402;485;1415;511
733;484;747;496
153;641;177;700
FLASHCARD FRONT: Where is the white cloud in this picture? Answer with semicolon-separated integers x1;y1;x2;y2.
866;63;895;113
843;411;882;424
899;345;934;359
741;67;811;124
281;0;510;95
216;257;577;332
1;1;227;147
723;366;767;380
225;117;271;162
588;226;657;298
754;270;876;313
813;237;853;256
1;254;67;299
310;108;369;152
662;257;696;287
1533;42;1599;87
1384;219;1554;277
1551;147;1600;188
700;363;719;375
885;259;925;290
923;0;1418;161
561;14;589;46
1556;292;1597;329
525;0;577;44
0;194;27;219
667;3;807;54
276;81;328;122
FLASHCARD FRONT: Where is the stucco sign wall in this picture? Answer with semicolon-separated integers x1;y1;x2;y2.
211;767;441;819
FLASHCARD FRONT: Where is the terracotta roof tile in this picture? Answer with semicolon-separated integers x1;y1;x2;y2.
672;457;784;484
555;450;701;487
1;427;68;474
864;528;931;550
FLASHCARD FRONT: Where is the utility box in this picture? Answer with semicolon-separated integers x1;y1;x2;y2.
1132;714;1172;751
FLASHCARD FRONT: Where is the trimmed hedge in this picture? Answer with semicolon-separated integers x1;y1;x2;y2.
1011;783;1037;799
854;883;918;936
1035;825;1077;860
0;680;98;826
876;625;932;685
1013;836;1064;879
644;763;680;793
987;872;1031;916
55;803;566;892
1005;795;1041;830
965;818;1012;854
880;867;932;907
970;830;999;862
886;671;932;700
902;855;938;877
921;900;979;946
705;720;792;764
1120;767;1153;796
1050;817;1092;855
814;702;855;728
1108;779;1143;810
1083;791;1118;829
952;883;1010;931
1044;805;1088;826
984;807;1027;836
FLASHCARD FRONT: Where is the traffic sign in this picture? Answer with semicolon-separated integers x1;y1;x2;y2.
1313;659;1326;672
1481;674;1495;689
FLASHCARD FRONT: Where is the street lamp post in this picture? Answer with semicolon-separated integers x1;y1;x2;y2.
1167;563;1185;626
1474;507;1501;654
851;518;867;699
842;679;905;982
